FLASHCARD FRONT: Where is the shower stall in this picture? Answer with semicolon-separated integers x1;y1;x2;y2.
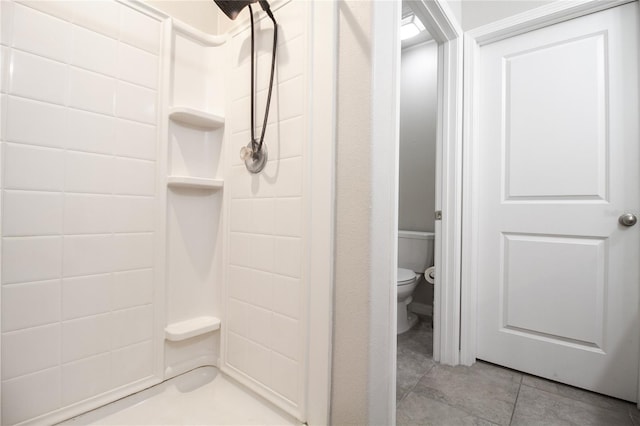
0;1;333;424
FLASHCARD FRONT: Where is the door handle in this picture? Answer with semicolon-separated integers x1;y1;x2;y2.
619;213;637;227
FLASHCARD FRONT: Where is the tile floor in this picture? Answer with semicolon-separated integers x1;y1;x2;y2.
397;319;640;426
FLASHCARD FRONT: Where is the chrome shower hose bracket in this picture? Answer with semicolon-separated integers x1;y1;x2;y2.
240;141;268;174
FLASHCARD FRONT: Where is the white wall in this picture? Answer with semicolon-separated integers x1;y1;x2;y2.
399;41;437;233
331;0;372;422
446;0;555;30
464;0;554;29
331;0;401;424
446;0;463;28
0;1;162;424
144;0;218;34
221;0;310;419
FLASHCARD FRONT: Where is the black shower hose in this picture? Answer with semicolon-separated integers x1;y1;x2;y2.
248;3;278;156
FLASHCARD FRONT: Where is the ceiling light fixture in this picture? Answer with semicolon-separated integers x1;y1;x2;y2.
400;14;425;41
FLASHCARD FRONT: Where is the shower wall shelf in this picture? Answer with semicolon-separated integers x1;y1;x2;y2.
163;20;226;379
167;176;224;189
168;106;225;129
165;316;221;342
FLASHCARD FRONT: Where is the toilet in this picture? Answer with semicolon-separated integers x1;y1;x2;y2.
397;230;435;334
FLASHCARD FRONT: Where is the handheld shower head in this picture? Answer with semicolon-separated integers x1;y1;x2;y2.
213;0;277;174
214;0;274;20
213;0;256;20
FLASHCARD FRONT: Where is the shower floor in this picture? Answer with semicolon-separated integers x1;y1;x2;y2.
58;367;300;425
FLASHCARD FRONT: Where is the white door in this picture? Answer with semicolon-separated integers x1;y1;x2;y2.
475;2;639;401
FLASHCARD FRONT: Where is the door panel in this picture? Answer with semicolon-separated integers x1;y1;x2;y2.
502;233;606;347
505;33;607;200
476;2;639;401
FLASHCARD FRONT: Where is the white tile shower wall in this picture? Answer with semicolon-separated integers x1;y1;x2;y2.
223;0;307;416
0;2;161;425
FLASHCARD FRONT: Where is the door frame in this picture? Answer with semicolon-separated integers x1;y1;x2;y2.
376;0;463;421
461;0;638;370
404;0;464;367
307;1;337;424
372;0;462;421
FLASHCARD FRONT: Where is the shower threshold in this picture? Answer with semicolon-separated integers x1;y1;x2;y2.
57;367;300;425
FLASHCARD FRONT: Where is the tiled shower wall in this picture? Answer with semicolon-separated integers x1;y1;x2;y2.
224;0;308;417
0;1;161;424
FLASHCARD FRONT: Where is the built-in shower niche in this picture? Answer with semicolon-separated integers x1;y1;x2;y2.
168;118;224;187
165;186;223;377
164;22;226;378
167;23;226;188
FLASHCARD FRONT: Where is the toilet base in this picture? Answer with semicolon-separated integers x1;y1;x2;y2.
397;302;419;334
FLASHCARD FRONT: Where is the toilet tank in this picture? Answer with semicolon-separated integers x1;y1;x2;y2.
398;230;435;272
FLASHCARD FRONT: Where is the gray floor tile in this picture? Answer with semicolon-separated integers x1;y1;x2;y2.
396;409;416;425
629;407;640;426
522;374;635;412
397;318;638;426
397;345;435;402
512;385;633;426
411;362;521;426
398;320;433;356
397;389;499;426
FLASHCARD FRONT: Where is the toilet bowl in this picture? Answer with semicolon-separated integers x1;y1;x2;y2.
397;268;419;334
397;230;434;334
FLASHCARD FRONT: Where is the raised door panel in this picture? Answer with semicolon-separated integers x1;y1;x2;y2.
504;34;607;201
501;233;606;348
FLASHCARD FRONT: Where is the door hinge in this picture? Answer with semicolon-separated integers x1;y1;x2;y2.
435;210;442;220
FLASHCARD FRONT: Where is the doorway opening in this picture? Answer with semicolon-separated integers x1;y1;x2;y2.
391;0;464;415
396;0;438;399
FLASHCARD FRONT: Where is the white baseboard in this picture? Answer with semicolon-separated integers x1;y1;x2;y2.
409;301;433;317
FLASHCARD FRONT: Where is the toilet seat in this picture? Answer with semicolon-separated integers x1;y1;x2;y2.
397;268;416;285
